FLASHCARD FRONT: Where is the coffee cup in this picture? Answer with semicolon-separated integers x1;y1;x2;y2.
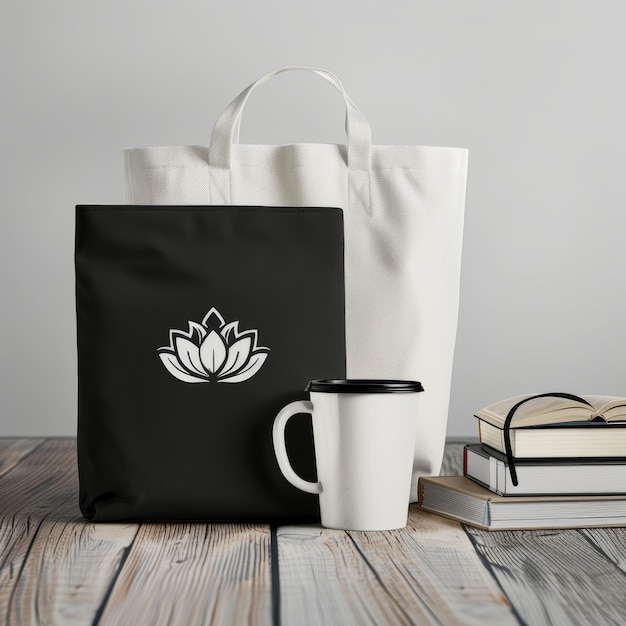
272;379;424;531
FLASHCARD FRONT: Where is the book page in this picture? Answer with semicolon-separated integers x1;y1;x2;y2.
476;394;593;428
583;395;626;421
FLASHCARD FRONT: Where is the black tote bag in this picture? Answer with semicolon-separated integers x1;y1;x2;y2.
75;205;345;522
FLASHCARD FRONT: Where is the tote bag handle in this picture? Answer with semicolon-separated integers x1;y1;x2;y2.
208;66;372;173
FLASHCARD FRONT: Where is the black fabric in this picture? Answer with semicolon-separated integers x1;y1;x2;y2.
75;205;346;522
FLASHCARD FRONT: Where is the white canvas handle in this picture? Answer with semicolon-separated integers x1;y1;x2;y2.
231;69;362;144
209;66;372;173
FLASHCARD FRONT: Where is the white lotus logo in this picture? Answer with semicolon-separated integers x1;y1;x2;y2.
158;307;269;384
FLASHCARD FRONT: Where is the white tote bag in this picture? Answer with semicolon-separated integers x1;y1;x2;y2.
124;66;468;501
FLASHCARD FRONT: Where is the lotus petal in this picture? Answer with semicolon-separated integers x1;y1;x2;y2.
199;330;228;373
167;327;198;351
235;328;260;349
202;307;226;331
220;320;239;343
188;321;207;342
159;352;207;383
240;329;268;352
219;352;268;383
218;336;253;377
174;337;206;376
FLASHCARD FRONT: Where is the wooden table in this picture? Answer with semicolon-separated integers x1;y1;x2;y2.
1;439;625;625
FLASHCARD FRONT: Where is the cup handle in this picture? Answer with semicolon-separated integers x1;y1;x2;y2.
272;400;322;495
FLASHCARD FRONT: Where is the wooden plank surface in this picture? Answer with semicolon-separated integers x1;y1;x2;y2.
580;527;626;573
0;439;272;626
0;438;490;626
98;522;272;626
0;438;44;480
276;508;515;626
274;441;487;625
465;526;626;626
1;439;81;618
7;438;625;626
0;439;138;625
8;512;138;626
447;439;626;625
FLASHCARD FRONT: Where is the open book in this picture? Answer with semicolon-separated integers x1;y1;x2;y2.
476;393;626;429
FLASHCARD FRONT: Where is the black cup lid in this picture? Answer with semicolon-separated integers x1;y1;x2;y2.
305;379;424;393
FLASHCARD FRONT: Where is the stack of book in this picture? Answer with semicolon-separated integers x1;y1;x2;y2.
418;393;626;530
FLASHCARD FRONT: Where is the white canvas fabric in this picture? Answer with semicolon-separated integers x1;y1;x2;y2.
124;66;468;501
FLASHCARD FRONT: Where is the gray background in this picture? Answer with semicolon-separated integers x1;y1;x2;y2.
2;1;625;437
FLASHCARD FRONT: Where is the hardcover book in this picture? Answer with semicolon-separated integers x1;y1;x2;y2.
418;476;626;530
476;393;626;459
464;444;626;496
